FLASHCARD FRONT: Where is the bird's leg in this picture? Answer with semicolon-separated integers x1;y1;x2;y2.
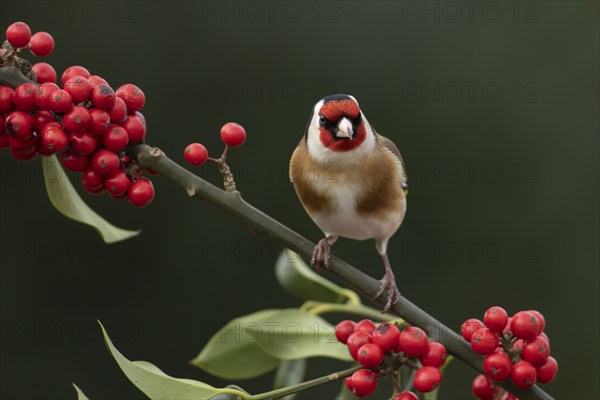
373;252;401;313
311;235;337;271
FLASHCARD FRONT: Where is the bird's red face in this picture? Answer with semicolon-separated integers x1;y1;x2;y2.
317;96;367;152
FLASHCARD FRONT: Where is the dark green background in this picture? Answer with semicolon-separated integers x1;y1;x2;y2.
1;1;598;399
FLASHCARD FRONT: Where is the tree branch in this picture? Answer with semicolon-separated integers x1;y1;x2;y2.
0;64;554;400
129;144;554;400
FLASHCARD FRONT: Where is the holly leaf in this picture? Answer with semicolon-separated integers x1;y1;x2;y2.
72;384;90;400
272;359;306;400
100;321;246;399
275;249;356;303
247;309;352;362
191;310;281;380
42;155;139;243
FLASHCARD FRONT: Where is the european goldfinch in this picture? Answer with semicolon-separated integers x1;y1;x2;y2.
290;94;408;312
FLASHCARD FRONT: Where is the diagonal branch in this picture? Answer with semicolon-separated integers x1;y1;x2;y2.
0;65;554;400
130;144;554;400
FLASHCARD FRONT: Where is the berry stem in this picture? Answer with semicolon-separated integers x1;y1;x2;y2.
207;145;237;192
247;365;361;400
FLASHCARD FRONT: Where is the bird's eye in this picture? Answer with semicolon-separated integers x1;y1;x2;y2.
319;116;326;125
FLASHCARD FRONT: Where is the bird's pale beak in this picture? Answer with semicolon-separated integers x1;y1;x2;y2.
336;117;354;140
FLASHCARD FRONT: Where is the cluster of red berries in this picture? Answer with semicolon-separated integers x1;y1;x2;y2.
1;22;154;207
461;307;558;399
335;319;446;398
183;122;246;166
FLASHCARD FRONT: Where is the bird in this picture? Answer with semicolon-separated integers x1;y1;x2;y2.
289;94;408;312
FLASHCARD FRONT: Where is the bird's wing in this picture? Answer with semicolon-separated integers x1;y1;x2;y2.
378;134;408;196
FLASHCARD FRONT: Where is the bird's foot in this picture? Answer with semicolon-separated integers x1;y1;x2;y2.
311;238;331;271
373;270;401;313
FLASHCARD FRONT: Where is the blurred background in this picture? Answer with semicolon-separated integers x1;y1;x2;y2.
1;1;598;399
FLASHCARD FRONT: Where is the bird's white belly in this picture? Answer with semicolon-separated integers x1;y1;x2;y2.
309;181;403;241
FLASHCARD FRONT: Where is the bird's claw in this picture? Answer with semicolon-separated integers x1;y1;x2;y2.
373;272;401;313
311;238;331;271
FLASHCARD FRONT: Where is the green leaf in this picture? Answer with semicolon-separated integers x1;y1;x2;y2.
272;359;306;400
247;309;352;362
275;249;356;303
424;355;455;400
99;321;246;399
72;384;90;400
42;155;139;244
191;309;281;380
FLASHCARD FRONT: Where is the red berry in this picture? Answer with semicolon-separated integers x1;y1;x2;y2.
128;178;155;207
334;320;356;344
40;124;68;153
510;360;537;389
121;114;146;142
9;134;38;153
538;332;550;346
61;66;91;86
503;317;513;333
35;82;59;110
513;339;524;352
220;122;246;147
470;328;498;355
64;76;92;104
483;352;512;381
62;106;91;133
500;392;518;400
394;392;418;400
398;326;428;357
116;83;146;112
0;86;16;114
6;22;31;48
69;132;97;156
13;83;38;111
344;376;354;391
88;75;108;85
10;147;37;161
511;311;540;340
419;341;447;367
372;323;400;353
102;126;129;151
32;62;57;84
5;111;34;140
48;89;73;113
471;374;496;400
184;143;209;166
346;331;372;360
82;168;104;190
528;310;546;333
413;366;442;393
29;32;54;56
356;343;384;368
91;149;120;177
350;369;377;397
108;96;127;124
90;84;116;110
35;139;54;156
105;171;131;196
521;338;550;366
88;108;111;136
483;306;509;332
32;110;56;133
61;151;89;172
535;356;558;383
462;319;485;342
354;319;376;335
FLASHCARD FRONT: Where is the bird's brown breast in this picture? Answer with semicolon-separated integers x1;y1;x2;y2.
290;136;406;220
